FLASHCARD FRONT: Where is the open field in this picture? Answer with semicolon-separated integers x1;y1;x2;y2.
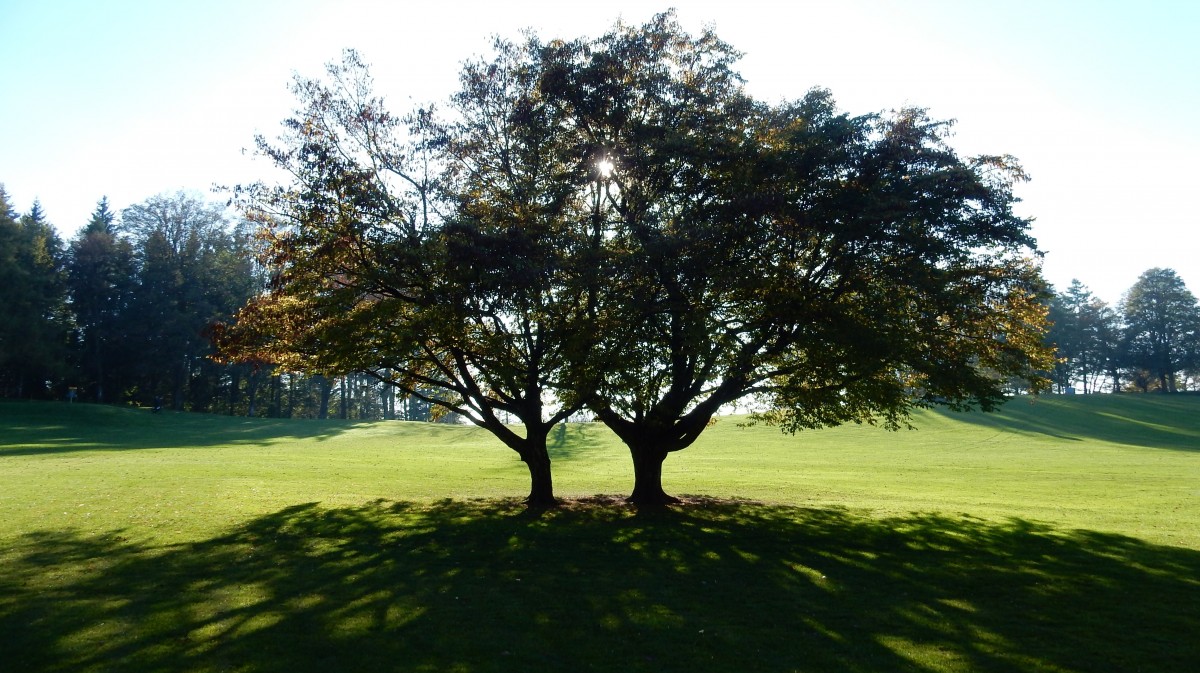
2;397;1199;672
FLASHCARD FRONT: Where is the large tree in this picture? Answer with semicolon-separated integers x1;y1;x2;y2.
1121;268;1200;392
67;197;136;402
0;193;69;398
538;14;1053;504
122;192;258;409
220;14;1052;507
217;48;593;505
1045;280;1119;393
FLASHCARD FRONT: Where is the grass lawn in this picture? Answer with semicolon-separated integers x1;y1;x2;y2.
1;396;1198;672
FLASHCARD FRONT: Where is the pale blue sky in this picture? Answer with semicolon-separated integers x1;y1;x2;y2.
2;0;1197;304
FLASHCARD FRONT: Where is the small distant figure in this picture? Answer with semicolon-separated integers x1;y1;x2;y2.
66;387;77;403
152;396;163;413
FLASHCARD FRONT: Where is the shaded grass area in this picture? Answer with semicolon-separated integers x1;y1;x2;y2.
3;499;1197;673
0;400;362;455
3;398;1200;671
941;394;1200;451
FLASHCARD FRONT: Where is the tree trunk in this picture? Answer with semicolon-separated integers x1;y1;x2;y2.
521;441;557;508
94;337;105;403
228;369;241;415
269;373;282;417
247;371;259;417
1152;370;1178;393
317;375;332;419
286;373;295;418
627;446;678;507
339;376;348;419
172;358;187;410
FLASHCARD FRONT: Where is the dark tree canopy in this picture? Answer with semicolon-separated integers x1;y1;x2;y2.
531;14;1052;503
0;185;265;408
1044;280;1120;394
1121;268;1200;392
0;191;69;398
117;192;260;410
218;12;1053;506
217;47;595;506
68;197;136;403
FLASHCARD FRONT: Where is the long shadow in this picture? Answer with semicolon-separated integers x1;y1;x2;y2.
548;421;610;461
1;402;600;459
3;499;1197;672
0;400;365;455
930;395;1200;452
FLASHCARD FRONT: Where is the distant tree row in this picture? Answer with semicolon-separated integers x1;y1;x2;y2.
7;190;1195;418
0;185;431;419
1044;269;1200;393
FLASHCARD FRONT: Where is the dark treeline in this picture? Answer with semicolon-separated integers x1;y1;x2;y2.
0;185;438;420
1044;270;1200;394
4;182;1198;411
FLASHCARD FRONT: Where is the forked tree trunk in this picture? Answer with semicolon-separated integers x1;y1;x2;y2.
627;446;678;507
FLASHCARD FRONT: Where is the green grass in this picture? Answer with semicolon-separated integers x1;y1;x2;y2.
2;396;1199;672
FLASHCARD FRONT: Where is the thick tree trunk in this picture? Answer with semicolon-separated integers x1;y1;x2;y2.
1163;374;1176;393
521;441;557;508
627;446;678;507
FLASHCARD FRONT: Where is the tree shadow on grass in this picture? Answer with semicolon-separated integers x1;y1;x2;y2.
2;499;1197;673
548;421;611;462
0;400;365;456
930;395;1200;452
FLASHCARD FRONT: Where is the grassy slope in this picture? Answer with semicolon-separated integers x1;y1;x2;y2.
2;395;1198;547
2;396;1199;672
677;395;1200;548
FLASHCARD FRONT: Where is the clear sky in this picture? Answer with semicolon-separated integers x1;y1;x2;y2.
2;0;1196;305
